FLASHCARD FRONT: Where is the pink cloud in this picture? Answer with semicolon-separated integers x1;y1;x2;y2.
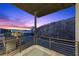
0;19;32;29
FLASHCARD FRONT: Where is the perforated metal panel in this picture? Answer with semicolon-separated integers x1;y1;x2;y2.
37;17;75;56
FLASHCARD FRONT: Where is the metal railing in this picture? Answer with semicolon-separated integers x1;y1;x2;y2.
36;36;79;56
0;33;34;56
0;33;79;56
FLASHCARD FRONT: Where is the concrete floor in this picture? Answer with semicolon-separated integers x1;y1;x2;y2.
14;45;64;56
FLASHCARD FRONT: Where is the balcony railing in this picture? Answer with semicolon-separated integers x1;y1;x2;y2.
0;33;78;56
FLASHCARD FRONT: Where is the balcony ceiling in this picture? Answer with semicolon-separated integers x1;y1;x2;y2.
13;3;74;17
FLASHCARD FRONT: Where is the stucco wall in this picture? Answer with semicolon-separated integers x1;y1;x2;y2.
76;3;79;55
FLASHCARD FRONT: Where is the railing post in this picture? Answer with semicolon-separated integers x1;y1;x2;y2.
3;33;7;56
49;37;51;49
75;42;79;56
34;11;37;45
19;36;22;56
4;37;7;56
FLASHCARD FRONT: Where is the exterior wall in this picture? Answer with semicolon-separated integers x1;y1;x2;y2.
76;4;79;41
76;4;79;55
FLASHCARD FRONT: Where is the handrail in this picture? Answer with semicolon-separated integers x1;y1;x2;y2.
51;41;75;47
38;38;75;47
0;38;17;43
0;33;76;42
38;36;78;43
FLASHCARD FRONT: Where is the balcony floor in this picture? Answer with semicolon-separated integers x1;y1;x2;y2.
14;45;64;56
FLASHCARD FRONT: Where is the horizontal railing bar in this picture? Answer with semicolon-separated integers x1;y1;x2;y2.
38;36;77;43
0;33;77;42
0;38;18;43
38;37;75;47
51;41;75;47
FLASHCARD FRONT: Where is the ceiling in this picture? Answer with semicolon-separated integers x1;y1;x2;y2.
13;3;75;17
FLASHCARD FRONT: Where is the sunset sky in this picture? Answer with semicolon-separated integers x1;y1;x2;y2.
0;3;75;29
